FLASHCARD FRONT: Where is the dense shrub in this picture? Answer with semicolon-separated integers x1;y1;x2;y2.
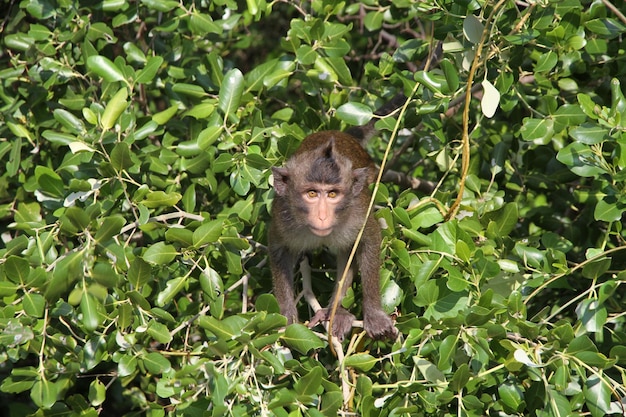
1;0;626;416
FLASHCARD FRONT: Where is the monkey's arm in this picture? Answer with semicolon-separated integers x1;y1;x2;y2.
357;217;398;340
269;241;299;325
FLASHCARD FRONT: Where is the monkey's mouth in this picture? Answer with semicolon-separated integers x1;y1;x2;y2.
309;226;333;237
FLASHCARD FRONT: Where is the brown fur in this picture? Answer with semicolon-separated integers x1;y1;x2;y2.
269;131;397;341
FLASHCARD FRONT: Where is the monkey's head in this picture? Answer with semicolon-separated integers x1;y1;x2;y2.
272;135;372;238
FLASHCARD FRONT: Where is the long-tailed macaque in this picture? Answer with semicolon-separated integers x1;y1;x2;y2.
269;119;400;341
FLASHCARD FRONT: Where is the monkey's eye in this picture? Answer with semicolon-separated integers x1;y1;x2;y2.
328;190;339;198
306;190;318;198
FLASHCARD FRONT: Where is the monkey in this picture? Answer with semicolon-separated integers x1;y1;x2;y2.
269;127;399;341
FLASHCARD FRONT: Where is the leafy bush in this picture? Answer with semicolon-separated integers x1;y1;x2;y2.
1;0;626;416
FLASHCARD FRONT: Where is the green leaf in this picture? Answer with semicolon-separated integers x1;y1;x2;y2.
556;142;608;177
437;334;457;371
35;166;65;197
199;315;245;340
134;56;163;84
193;219;224;247
281;324;325;354
584;375;611;417
81;291;102;332
294;367;323;396
344;353;378;372
87;55;127;84
520;117;554;144
141;191;182;208
534;50;558;73
31;378;58;409
53;108;86;134
0;319;34;347
5;255;30;284
143;242;177;265
575;299;607;333
156;276;187;307
463;15;484;44
218;68;244;121
23;292;46;317
336;102;373;126
414;358;446;384
7;137;21;176
45;250;84;301
151;105;178;125
594;198;623;222
88;379;106;407
140;0;178;12
101;88;129;130
569;123;610;144
147;320;173;343
128;257;151;287
142;352;171;374
94;215;125;243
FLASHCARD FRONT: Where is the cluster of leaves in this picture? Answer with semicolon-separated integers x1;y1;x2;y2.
1;0;626;416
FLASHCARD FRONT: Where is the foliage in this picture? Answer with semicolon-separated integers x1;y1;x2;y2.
1;0;626;416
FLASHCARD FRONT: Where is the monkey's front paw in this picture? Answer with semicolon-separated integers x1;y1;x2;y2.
308;308;355;341
364;310;398;341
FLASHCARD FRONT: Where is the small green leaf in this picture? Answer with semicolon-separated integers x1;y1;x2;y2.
101;88;129;130
147;320;173;343
23;293;46;318
81;291;102;332
141;191;182;208
336;102;373;126
584;375;612;417
128;257;151;287
193;219;224;247
415;358;446;383
94;215;125;243
31;378;58;409
294;367;323;396
534;50;558;73
143;242;177;265
151;105;178;125
156;276;187;307
35;166;65;197
142;352;171;374
344;353;378;372
498;378;524;413
281;324;325;354
134;56;163;84
88;379;106;407
218;68;244;121
5;255;30;284
594;198;623;222
45;250;84;301
53;108;86;134
520;118;554;144
570;123;610;145
87;55;127;84
463;15;484;44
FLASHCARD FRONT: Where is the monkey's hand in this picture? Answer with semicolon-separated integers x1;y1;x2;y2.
308;307;355;342
364;310;398;341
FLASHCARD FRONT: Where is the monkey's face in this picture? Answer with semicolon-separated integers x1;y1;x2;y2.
300;186;345;236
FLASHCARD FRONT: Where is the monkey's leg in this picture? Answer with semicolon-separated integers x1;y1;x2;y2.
300;256;322;313
269;245;299;324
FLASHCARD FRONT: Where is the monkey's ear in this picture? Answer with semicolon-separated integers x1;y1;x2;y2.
272;167;290;196
352;167;370;195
